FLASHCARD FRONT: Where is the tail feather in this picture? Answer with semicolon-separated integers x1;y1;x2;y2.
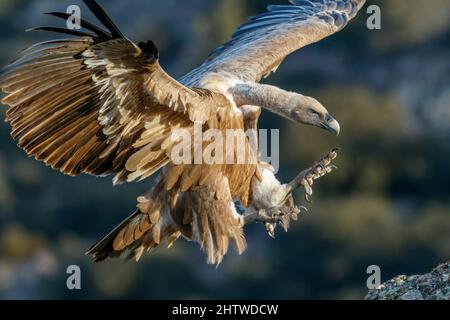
86;184;182;262
86;209;181;262
86;173;248;265
86;210;141;262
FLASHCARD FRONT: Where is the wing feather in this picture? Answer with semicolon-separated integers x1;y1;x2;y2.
0;0;217;184
181;0;366;86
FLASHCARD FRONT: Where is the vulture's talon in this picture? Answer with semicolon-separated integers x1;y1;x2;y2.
303;180;313;196
243;148;339;235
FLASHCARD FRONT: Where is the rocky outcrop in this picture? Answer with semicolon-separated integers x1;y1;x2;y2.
365;263;450;300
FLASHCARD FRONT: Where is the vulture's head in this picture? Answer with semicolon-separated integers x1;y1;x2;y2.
290;95;340;136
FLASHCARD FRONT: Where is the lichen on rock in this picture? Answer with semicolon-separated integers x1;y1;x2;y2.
365;263;450;300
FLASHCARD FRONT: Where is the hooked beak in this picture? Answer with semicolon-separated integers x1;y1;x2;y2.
322;114;341;136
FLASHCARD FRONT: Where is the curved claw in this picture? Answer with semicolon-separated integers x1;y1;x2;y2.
305;193;313;203
302;180;313;195
331;147;342;153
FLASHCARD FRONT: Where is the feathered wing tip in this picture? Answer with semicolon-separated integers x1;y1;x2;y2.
1;0;189;183
26;26;98;39
28;0;124;41
44;12;112;39
81;0;124;39
0;38;85;77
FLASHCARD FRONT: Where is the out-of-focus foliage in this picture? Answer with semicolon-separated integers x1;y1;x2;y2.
0;0;449;299
371;0;450;50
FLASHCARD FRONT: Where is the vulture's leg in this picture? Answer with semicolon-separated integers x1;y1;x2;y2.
239;105;339;236
241;149;339;237
241;104;278;234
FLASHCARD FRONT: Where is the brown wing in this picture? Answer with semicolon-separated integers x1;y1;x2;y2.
181;0;366;86
0;1;216;184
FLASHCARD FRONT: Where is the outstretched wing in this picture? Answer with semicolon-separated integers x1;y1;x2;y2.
181;0;366;86
0;0;217;184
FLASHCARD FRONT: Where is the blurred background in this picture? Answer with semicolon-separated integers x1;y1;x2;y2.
0;0;449;299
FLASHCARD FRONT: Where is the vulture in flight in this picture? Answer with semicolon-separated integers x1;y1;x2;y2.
0;0;366;264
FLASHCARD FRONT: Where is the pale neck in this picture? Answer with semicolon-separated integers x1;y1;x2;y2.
231;83;300;121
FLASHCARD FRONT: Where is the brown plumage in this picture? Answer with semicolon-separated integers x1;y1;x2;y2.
0;0;365;264
1;36;219;184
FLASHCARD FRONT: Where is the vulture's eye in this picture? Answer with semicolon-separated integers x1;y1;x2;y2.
309;109;321;117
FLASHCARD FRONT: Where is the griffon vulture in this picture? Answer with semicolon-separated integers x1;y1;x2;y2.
0;0;365;264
